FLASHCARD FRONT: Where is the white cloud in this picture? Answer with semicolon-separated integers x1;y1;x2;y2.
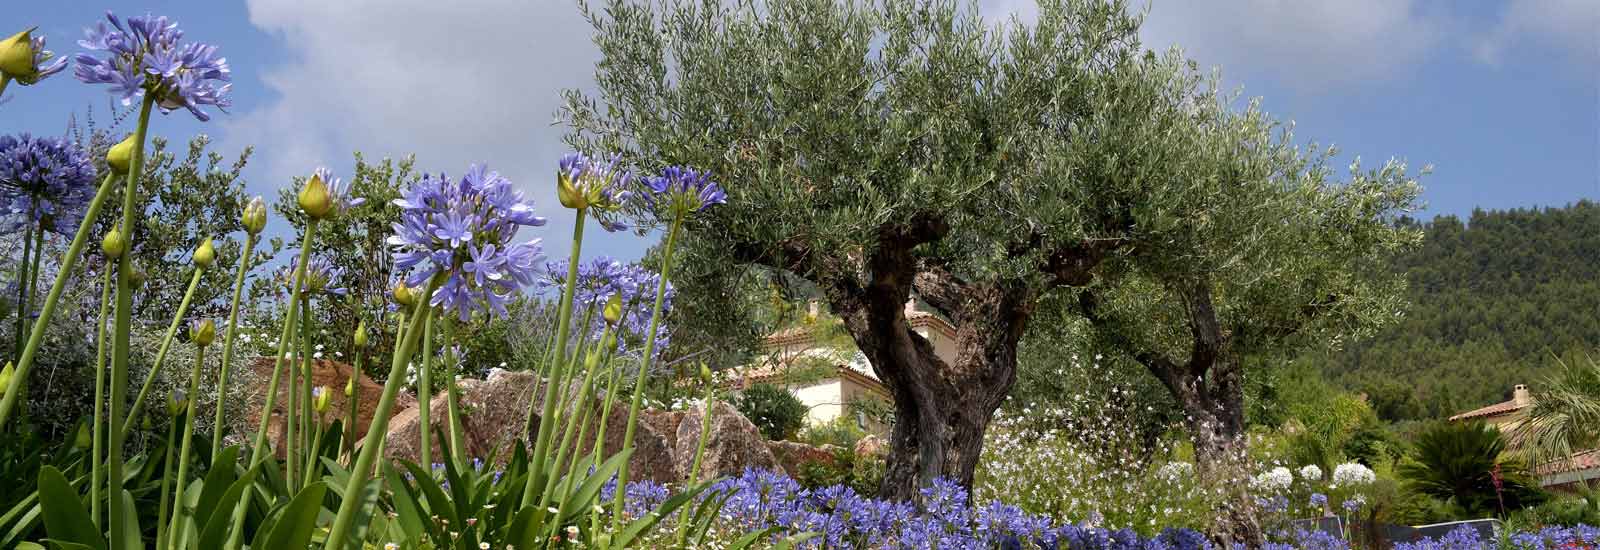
1476;0;1599;66
1131;0;1443;92
224;0;650;260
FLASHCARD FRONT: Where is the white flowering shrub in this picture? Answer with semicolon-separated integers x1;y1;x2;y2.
1332;462;1376;487
977;370;1220;535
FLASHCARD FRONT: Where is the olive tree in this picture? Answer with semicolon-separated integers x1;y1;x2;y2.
563;0;1420;539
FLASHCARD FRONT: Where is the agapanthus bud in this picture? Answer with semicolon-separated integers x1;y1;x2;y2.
167;391;187;417
192;237;216;268
354;320;368;348
603;293;623;325
699;363;713;383
0;29;38;79
127;262;147;289
241;196;267;234
313;386;332;414
557;169;586;210
142;414;153;430
297;170;333;219
393;281;417;307
74;421;92;449
107;133;136;175
344;376;355;398
101;228;126;259
191;319;216;347
0;361;13;396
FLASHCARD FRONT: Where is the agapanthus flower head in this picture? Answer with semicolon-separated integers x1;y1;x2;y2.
0;28;69;87
189;318;215;347
297;167;361;220
643;165;725;219
389;163;546;321
540;257;673;356
278;255;346;298
74;12;232;121
1341;496;1365;513
0;133;97;235
556;151;632;231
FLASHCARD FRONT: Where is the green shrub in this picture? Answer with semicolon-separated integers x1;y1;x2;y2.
799;416;869;449
796;446;884;495
735;383;808;441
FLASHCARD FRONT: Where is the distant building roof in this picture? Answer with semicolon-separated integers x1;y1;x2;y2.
1448;384;1533;422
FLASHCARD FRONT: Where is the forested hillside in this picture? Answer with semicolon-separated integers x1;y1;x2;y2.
1309;201;1600;422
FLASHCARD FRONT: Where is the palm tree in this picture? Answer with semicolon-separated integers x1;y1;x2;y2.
1517;353;1600;468
1397;420;1544;517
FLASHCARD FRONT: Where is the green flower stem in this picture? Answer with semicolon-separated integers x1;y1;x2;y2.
526;333;558;437
612;212;684;528
285;320;300;489
212;232;258;460
674;381;719;548
109;95;156;550
441;315;465;468
26;221;44;328
119;266;204;437
168;343;208;550
547;329;612;516
586;301;636;471
299;294;315;488
323;285;438;550
306;409;325;490
227;219;319;550
11;215;33;358
0;171;117;429
417;306;435;471
345;351;361;466
153;415;178;550
90;266;113;529
522;207;586;511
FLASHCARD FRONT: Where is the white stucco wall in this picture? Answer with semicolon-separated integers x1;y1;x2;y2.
792;379;844;426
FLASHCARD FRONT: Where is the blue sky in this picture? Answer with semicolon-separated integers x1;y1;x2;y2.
7;0;1597;263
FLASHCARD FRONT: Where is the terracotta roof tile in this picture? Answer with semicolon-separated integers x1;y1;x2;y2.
1447;399;1526;422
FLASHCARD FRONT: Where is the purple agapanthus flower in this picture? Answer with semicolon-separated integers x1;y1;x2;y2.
74;12;231;121
0;30;69;92
0;133;97;235
643;165;725;219
309;166;364;217
539;257;673;357
277;255;346;298
389;164;545;321
558;151;633;232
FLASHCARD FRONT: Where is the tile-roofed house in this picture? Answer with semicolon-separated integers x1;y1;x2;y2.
1448;384;1533;431
731;298;957;436
1449;384;1600;490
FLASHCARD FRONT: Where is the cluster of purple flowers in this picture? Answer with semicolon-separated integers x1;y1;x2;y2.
558;152;633;231
643;165;726;220
276;255;346;298
389;164;546;321
1;31;68;88
539;255;674;356
74;11;231;121
606;469;1213;550
0;133;97;234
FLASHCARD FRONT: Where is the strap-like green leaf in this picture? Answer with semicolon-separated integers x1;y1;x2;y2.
381;465;427;543
192;446;241;531
775;532;821;550
196;459;266;550
259;482;326;550
35;466;102;550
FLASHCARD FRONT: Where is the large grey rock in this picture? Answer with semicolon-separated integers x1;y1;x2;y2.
383;369;682;483
243;357;413;458
673;401;779;480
